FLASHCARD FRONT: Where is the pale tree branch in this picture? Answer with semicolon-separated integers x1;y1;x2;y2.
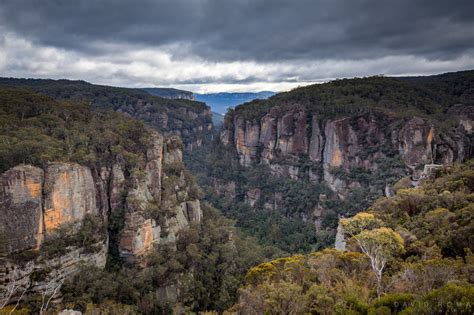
40;278;64;315
9;281;30;315
0;266;32;310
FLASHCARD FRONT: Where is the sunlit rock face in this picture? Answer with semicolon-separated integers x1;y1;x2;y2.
0;163;108;304
0;163;100;254
398;117;434;168
221;107;472;196
43;163;98;234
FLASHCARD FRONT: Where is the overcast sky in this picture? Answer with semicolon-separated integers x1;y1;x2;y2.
0;0;473;93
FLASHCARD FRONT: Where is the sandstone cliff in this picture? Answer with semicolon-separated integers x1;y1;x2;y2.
118;134;203;262
0;132;202;302
221;108;472;196
215;73;474;243
0;163;108;303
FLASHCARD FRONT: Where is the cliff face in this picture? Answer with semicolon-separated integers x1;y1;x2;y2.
0;132;202;300
221;108;473;196
118;134;202;261
0;165;44;253
0;163;108;302
116;101;213;150
0;164;103;255
43;163;99;234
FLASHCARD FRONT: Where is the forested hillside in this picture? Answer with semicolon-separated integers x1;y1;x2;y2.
0;87;151;173
142;87;195;100
233;71;474;121
0;78;213;149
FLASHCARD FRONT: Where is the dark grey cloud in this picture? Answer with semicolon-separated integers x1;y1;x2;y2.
0;0;473;92
1;0;473;62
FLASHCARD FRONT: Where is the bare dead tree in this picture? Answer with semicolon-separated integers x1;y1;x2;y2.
39;278;64;315
0;266;32;310
8;280;30;315
0;280;18;309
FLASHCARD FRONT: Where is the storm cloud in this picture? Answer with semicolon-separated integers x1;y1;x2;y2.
0;0;473;92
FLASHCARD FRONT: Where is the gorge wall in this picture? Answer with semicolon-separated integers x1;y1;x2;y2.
0;131;202;302
221;106;473;197
183;72;474;253
116;100;213;151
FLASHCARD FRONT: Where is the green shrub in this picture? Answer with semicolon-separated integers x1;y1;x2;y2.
400;284;474;315
371;293;415;313
41;214;105;258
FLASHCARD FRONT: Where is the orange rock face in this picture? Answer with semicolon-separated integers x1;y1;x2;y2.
25;177;41;199
43;163;97;234
221;107;472;197
331;149;343;167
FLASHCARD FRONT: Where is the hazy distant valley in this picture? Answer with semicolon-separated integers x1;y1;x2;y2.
144;87;275;113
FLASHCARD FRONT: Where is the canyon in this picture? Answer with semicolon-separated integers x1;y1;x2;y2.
0;71;473;312
187;72;474;255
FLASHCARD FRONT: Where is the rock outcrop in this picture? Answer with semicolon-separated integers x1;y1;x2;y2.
0;241;108;303
1;164;103;255
118;134;203;262
43;163;98;234
221;109;473;196
334;222;347;251
0;165;44;253
0;132;203;303
0;163;109;305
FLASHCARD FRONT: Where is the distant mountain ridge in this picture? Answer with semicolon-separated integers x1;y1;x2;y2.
142;87;195;100
142;88;276;115
194;91;276;114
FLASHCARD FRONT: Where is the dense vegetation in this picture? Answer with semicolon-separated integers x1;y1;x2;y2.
0;78;212;144
185;140;327;254
233;71;474;129
185;136;408;255
0;87;154;174
58;204;266;314
236;161;474;314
